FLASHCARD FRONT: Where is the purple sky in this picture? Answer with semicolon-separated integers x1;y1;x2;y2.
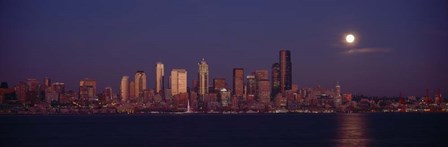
1;0;447;97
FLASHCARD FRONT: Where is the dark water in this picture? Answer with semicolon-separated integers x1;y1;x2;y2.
0;113;447;147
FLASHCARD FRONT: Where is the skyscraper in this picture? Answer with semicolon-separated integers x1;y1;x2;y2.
255;70;269;101
279;49;292;95
155;62;164;94
233;68;244;97
129;81;135;99
104;87;113;100
198;58;209;96
246;75;256;96
43;82;62;104
255;70;269;81
44;77;51;87
26;78;40;92
271;63;280;97
26;78;40;101
213;78;226;92
52;82;65;94
257;79;271;103
192;79;199;93
79;78;96;99
15;82;27;103
120;76;129;101
171;69;187;96
335;82;341;98
134;71;147;98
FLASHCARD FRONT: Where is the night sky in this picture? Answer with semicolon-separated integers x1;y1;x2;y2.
1;0;447;97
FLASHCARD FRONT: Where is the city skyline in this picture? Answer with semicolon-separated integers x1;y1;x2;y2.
0;0;447;97
1;1;447;146
0;49;445;98
5;49;446;114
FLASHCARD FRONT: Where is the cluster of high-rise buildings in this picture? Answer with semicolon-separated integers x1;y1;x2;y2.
114;49;294;108
120;70;148;102
0;49;295;108
1;49;446;114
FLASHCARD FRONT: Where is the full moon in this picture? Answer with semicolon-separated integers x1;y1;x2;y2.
346;34;355;43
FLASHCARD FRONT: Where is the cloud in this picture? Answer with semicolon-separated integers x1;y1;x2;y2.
345;47;391;55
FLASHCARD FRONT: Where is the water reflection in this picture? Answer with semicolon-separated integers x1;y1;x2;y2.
335;114;370;147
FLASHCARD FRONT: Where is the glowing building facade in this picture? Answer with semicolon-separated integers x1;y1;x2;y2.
79;78;96;99
120;76;129;101
246;75;256;97
198;58;209;96
171;69;187;96
134;71;147;98
155;62;164;94
129;81;135;98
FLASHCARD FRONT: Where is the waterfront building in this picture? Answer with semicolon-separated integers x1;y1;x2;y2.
52;82;65;94
255;70;269;100
335;82;341;99
134;71;147;98
171;69;188;96
104;87;113;100
26;78;40;92
255;70;269;81
246;75;256;97
213;78;226;92
120;76;129;101
44;77;51;87
79;78;96;99
279;49;292;95
192;79;199;93
155;62;164;94
15;82;27;103
271;63;280;98
129;81;135;99
257;79;271;103
232;68;244;97
219;88;231;107
198;58;209;96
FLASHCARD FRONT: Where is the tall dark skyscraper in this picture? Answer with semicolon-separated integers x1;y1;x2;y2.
233;68;244;97
279;49;292;95
271;63;280;98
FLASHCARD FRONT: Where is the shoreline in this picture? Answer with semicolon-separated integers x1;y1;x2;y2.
1;111;447;116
